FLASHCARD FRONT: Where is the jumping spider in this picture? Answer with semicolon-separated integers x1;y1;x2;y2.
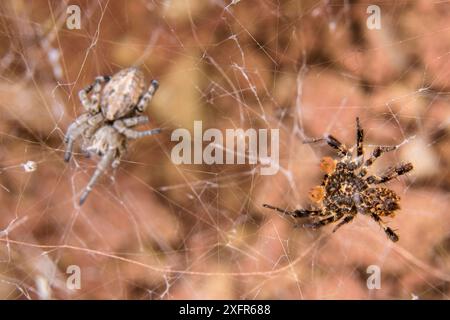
263;118;413;242
64;67;161;205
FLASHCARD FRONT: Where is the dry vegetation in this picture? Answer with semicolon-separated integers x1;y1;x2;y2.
0;0;449;299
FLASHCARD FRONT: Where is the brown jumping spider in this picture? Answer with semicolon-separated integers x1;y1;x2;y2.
64;67;161;205
263;118;413;242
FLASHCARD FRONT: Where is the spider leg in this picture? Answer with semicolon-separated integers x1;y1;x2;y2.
262;204;320;218
64;113;89;143
332;214;355;233
64;113;104;162
356;117;364;158
64;114;91;161
78;75;111;113
79;147;116;205
349;117;364;169
112;141;127;168
304;135;350;158
366;162;413;184
358;145;398;177
369;212;399;242
113;118;161;140
136;80;159;112
302;211;344;229
121;115;149;126
65;125;87;162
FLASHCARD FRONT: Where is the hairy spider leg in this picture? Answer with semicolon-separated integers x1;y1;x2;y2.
112;141;127;169
78;75;111;113
136;80;159;112
79;147;116;205
366;163;413;184
64;113;104;162
113;116;161;140
346;118;366;170
304;135;351;158
358;145;398;177
356;117;364;158
332;214;355;233
262;204;320;218
302;211;344;229
369;212;399;242
64;113;89;143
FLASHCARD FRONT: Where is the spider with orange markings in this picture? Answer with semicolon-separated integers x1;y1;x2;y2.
263;118;413;242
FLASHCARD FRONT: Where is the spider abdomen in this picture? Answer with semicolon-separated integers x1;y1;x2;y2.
361;187;401;216
101;67;145;120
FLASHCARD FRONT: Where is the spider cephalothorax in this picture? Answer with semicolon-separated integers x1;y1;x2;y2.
263;118;413;242
64;67;161;205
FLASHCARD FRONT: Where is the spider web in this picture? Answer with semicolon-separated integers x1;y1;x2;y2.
0;0;449;299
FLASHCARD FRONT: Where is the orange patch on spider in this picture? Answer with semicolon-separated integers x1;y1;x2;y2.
309;186;325;203
319;156;336;174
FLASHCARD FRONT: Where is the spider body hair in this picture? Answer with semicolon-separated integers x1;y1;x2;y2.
263;118;413;242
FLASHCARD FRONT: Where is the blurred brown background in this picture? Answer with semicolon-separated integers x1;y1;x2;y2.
0;0;449;299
